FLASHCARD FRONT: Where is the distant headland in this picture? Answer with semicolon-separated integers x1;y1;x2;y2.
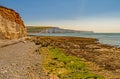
27;26;94;34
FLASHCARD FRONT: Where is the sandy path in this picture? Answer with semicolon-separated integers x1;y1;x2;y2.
0;41;42;79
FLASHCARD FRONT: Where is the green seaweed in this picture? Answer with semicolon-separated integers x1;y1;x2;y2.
42;47;104;79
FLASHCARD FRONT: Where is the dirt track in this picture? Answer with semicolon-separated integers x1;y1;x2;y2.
0;41;42;79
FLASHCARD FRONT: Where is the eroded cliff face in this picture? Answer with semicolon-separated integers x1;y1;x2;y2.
0;6;26;39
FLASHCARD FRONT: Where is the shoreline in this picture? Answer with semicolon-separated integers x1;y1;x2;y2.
27;33;120;47
0;36;120;79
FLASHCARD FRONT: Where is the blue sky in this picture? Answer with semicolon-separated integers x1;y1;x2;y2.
1;0;120;32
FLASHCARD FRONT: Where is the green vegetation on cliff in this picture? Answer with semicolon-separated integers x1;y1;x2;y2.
27;26;94;34
27;26;51;33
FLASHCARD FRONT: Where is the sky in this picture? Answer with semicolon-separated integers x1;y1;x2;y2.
0;0;120;33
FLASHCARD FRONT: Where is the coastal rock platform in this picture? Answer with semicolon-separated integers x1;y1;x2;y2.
32;36;120;79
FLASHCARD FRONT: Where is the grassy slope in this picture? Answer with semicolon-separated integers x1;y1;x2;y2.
26;26;51;33
40;47;104;79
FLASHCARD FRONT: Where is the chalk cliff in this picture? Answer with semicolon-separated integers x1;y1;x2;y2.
40;27;94;33
0;6;26;39
27;26;94;34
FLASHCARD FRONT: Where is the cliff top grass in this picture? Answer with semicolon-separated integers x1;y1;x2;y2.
40;47;104;79
27;26;51;33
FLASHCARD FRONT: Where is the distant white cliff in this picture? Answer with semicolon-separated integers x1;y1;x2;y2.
40;27;94;33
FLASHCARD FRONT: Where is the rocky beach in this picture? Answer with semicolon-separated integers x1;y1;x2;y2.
0;39;42;79
31;36;120;79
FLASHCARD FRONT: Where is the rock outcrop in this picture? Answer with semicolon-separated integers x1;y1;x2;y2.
0;6;26;39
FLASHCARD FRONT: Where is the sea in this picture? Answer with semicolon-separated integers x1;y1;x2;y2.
29;33;120;47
